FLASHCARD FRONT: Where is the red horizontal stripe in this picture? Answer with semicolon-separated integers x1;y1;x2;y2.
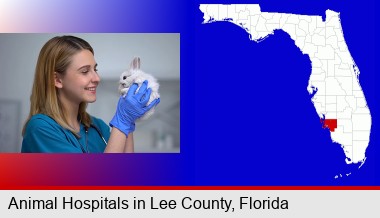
1;186;380;190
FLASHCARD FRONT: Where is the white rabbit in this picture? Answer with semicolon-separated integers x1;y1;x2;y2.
118;57;160;121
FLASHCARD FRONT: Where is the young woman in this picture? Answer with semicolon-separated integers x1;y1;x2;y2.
21;35;159;153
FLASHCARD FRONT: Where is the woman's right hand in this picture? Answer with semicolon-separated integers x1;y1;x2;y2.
109;80;160;136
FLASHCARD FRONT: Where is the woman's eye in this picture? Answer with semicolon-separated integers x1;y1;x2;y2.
94;68;98;72
82;70;89;74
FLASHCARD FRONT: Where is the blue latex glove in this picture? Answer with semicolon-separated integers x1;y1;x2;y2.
110;80;160;136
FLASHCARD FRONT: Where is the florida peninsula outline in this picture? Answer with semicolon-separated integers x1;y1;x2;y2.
199;4;372;167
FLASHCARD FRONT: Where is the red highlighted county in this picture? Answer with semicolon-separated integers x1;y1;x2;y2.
320;119;338;132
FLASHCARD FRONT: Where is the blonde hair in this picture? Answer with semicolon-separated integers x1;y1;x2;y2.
22;35;95;137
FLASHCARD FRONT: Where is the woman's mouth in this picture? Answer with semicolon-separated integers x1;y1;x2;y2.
85;87;96;91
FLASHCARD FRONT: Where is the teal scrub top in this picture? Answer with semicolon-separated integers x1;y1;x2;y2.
21;114;110;153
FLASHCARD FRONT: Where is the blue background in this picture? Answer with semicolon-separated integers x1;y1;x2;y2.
0;0;378;187
192;0;378;185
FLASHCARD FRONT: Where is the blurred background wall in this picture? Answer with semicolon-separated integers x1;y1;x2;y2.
0;33;180;153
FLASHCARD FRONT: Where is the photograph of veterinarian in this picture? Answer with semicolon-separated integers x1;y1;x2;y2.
0;34;179;153
21;35;160;153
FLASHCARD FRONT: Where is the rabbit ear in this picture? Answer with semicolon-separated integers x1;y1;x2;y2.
130;57;141;70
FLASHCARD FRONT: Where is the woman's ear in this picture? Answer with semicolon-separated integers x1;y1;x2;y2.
54;72;63;88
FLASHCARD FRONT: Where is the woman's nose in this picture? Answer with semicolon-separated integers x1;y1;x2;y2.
92;70;101;83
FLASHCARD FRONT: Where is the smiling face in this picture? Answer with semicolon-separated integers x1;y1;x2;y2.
55;49;100;105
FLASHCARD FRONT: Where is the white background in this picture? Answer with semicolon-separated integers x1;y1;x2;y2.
0;190;379;217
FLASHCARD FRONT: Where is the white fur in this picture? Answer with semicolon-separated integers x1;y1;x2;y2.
118;57;160;121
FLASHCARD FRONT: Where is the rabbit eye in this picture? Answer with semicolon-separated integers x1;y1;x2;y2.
123;76;127;80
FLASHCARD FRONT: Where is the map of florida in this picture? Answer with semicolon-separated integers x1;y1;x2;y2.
200;4;372;165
